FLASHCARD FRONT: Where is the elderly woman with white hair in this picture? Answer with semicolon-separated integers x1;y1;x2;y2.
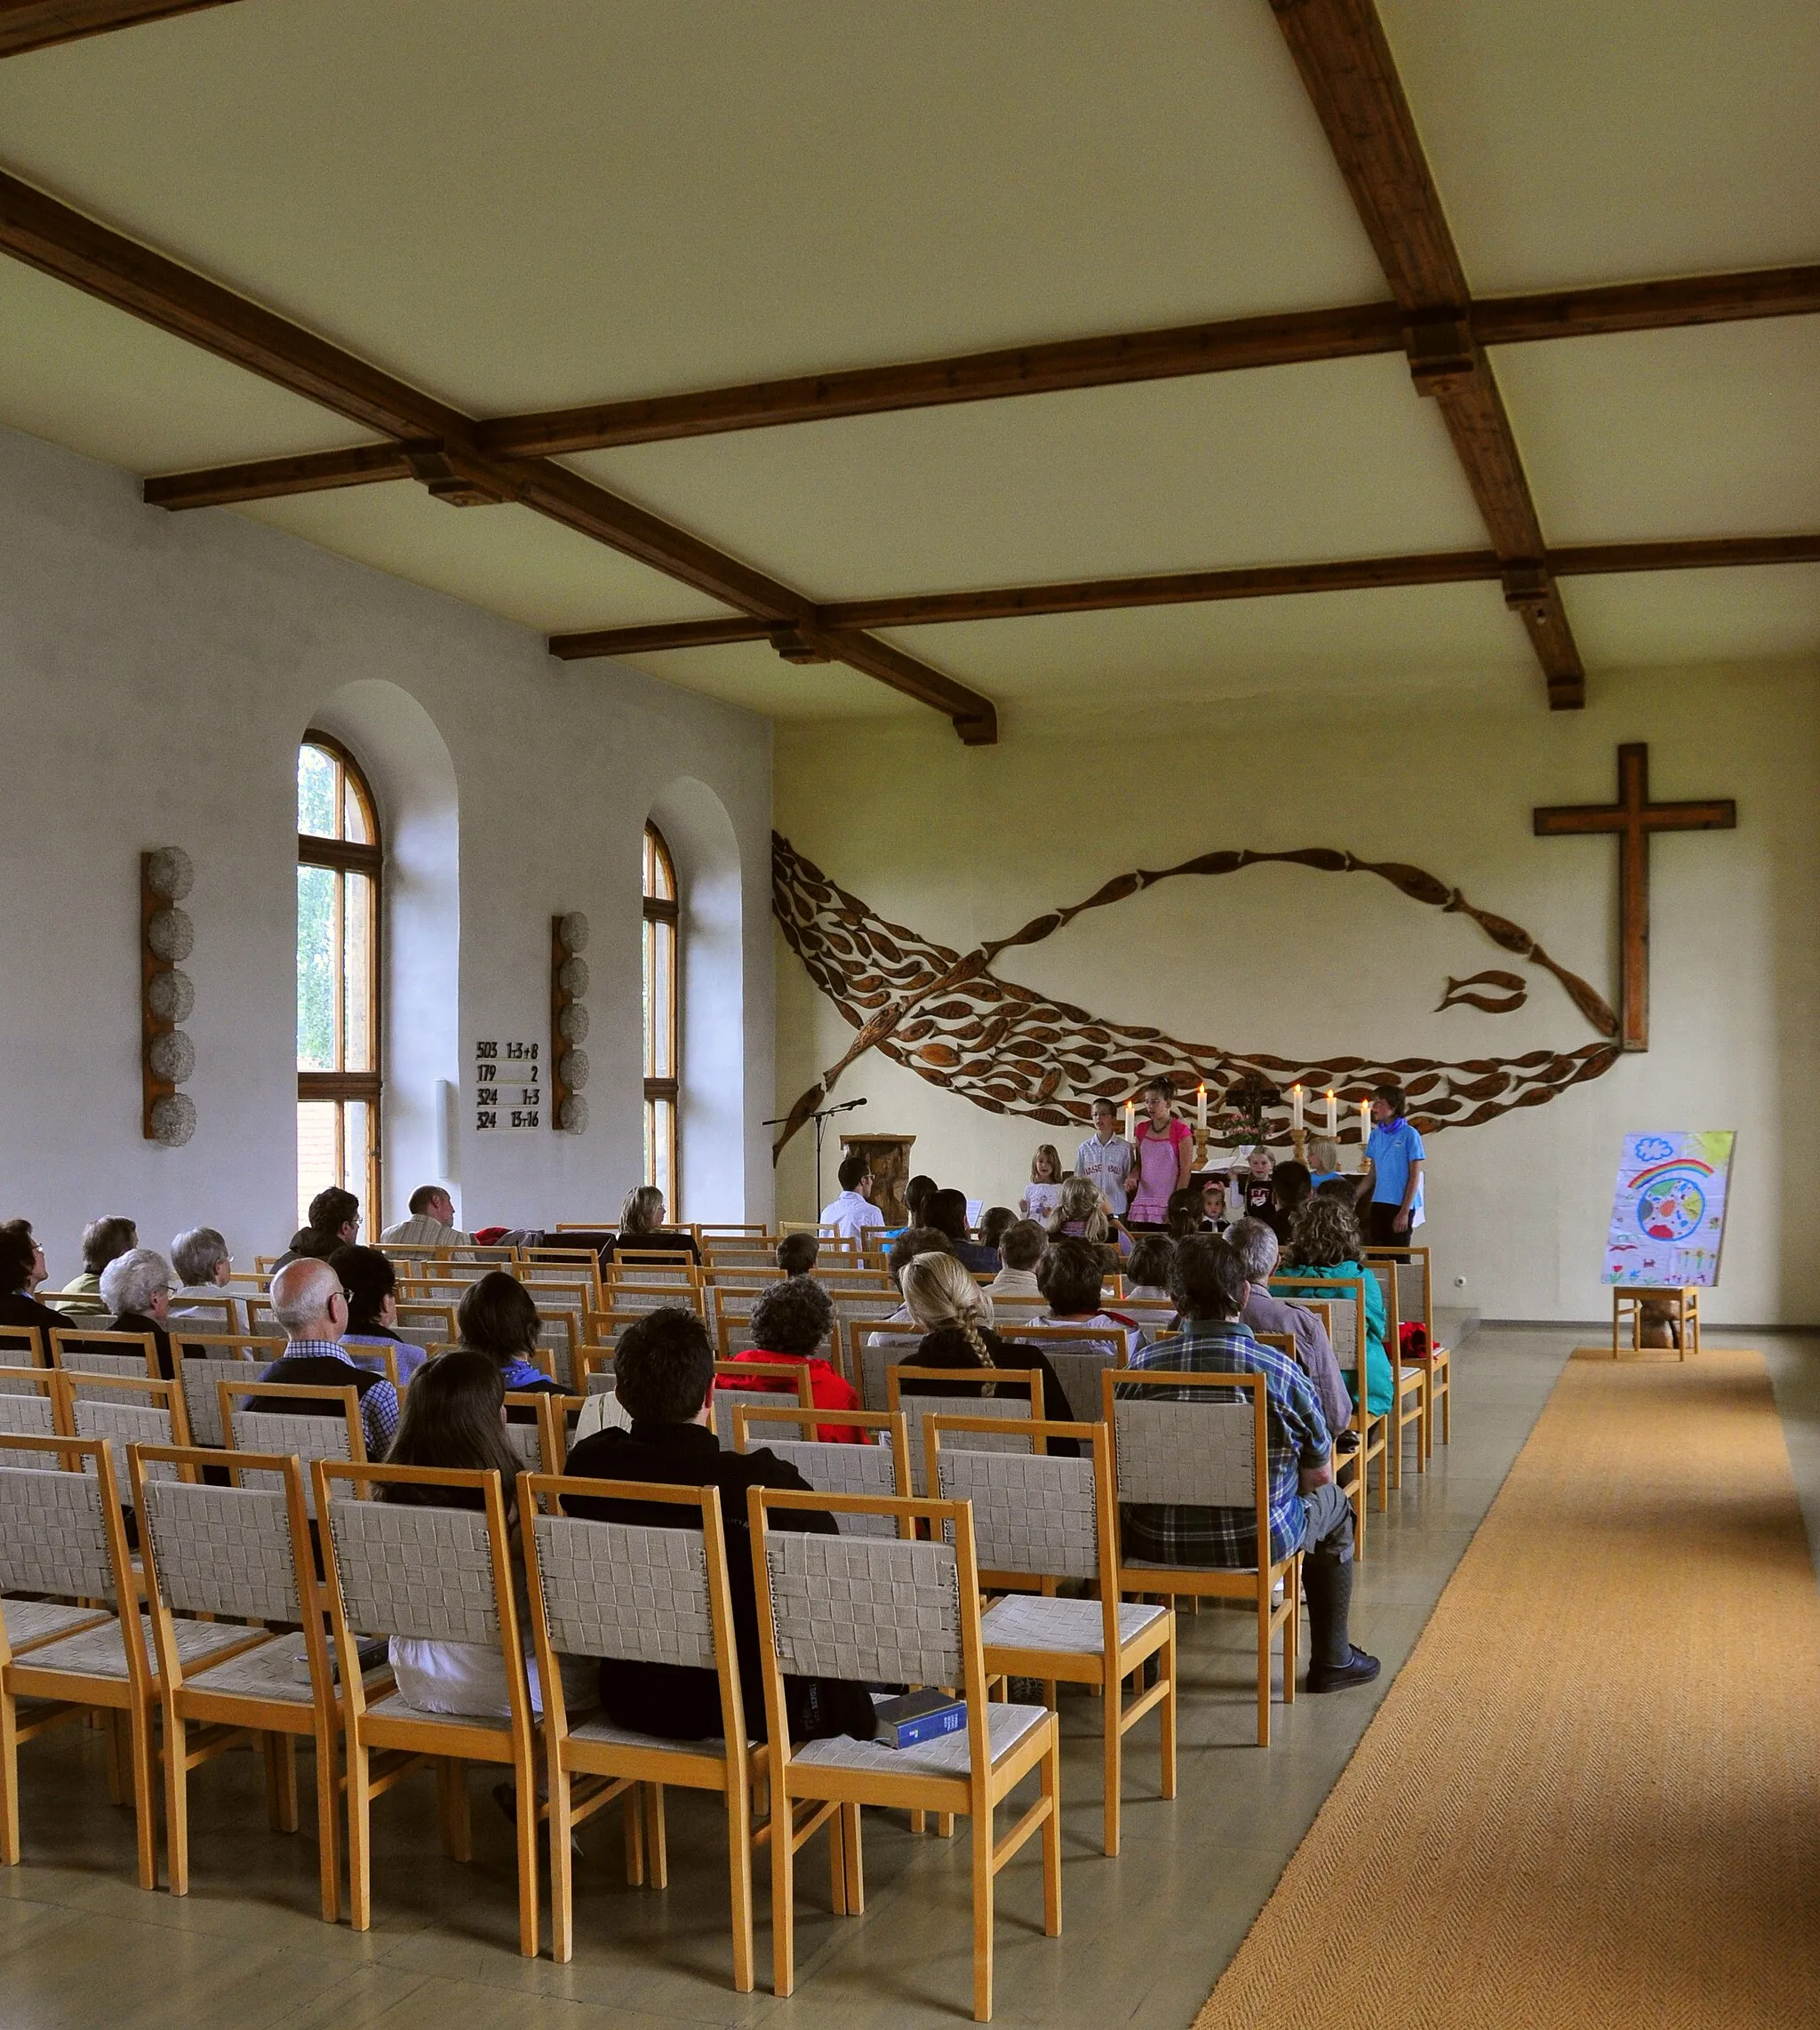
98;1245;178;1378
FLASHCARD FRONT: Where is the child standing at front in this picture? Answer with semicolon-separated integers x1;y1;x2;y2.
1019;1144;1066;1224
1127;1077;1193;1228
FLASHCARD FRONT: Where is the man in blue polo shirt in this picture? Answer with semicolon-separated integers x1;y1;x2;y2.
1360;1083;1425;1250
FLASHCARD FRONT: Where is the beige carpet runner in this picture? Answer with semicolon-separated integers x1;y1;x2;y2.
1195;1350;1820;2029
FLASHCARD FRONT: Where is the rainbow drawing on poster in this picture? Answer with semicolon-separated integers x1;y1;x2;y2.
1602;1131;1736;1287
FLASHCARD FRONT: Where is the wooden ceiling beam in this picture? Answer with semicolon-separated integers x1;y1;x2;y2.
142;444;414;508
0;0;240;58
1268;0;1585;708
1478;265;1820;348
0;164;994;740
547;531;1820;660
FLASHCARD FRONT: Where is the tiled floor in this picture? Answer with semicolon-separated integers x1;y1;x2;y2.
4;1327;1813;2028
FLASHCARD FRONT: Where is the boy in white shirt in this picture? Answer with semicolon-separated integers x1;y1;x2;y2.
1074;1100;1136;1218
818;1155;886;1242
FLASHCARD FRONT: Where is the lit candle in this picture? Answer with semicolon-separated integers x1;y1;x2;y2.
1290;1083;1305;1132
1196;1083;1208;1131
1123;1099;1136;1146
1359;1098;1371;1152
1325;1088;1337;1138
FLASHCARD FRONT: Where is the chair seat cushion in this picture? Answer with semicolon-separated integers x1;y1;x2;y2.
363;1690;515;1732
186;1635;314;1704
570;1714;746;1754
1;1600;111;1650
21;1612;250;1682
792;1699;1048;1779
980;1594;1167;1657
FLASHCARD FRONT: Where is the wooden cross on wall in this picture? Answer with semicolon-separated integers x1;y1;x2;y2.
1533;743;1736;1053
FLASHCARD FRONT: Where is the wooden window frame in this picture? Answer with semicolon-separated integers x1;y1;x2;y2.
643;820;680;1211
298;730;383;1226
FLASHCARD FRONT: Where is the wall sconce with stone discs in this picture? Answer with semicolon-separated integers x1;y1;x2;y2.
142;847;197;1145
551;912;590;1133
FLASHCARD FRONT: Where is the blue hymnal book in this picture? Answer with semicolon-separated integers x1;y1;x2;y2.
873;1689;966;1749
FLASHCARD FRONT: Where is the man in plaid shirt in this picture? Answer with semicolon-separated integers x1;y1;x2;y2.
1117;1233;1378;1693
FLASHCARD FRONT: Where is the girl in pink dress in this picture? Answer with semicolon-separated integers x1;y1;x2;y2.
1128;1076;1194;1227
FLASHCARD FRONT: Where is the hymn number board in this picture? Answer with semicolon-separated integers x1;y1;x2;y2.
474;1039;542;1132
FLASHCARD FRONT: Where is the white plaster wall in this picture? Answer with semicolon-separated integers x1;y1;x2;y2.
773;664;1820;1325
0;422;773;1285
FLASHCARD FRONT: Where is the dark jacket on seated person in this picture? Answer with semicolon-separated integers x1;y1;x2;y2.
561;1417;876;1746
899;1325;1081;1455
106;1309;177;1380
0;1287;73;1353
602;1227;701;1265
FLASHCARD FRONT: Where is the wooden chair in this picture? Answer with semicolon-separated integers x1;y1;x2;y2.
0;1367;63;1443
163;1336;276;1447
997;1322;1131;1423
314;1460;543;1955
1612;1284;1701;1362
1373;1247;1452;1451
749;1486;1062;2019
692;1223;770;1240
47;1326;162;1388
1269;1275;1384;1556
220;1379;367;1516
930;1413;1175;1857
710;1289;769;1358
0;1434;249;1885
709;1359;815;1444
393;1302;459;1348
1103;1368;1300;1748
501;1392;566;1478
0;1325;46;1370
834;1296;914;1386
731;1403;913;1526
520;1475;760;1980
884;1366;1044;1495
604;1281;706;1319
168;1294;244;1335
132;1444;372;1916
63;1371;194;1494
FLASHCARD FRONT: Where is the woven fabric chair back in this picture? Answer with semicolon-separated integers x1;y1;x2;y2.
935;1447;1098;1580
1113;1396;1257;1507
753;1438;900;1537
71;1397;181;1494
531;1513;716;1668
895;1390;1034;1495
141;1478;300;1624
327;1496;500;1645
0;1459;116;1599
763;1530;962;1688
177;1358;259;1447
0;1391;59;1458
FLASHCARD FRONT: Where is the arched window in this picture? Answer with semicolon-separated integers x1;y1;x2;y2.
643;821;679;1208
297;734;382;1228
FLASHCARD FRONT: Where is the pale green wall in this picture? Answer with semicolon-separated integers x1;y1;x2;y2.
773;663;1820;1324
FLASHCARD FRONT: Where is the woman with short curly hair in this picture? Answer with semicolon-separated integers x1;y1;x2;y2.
718;1269;862;1443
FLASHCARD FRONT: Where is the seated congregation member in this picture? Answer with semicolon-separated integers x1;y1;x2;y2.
925;1187;1000;1273
987;1218;1046;1299
0;1218;70;1343
1035;1235;1139;1358
562;1308;876;1745
1315;1174;1357;1203
1046;1175;1130;1266
898;1173;938;1235
331;1243;425;1386
1268;1160;1313;1244
1122;1234;1177;1305
1199;1175;1228;1231
1278;1196;1393;1419
1118;1234;1378;1692
170;1226;233;1312
456;1270;564;1403
275;1187;361;1270
718;1275;862;1442
603;1183;699;1264
253;1257;399;1457
775;1230;819;1277
897;1252;1077;1445
818;1153;885;1243
978;1205;1017;1253
1166;1187;1205;1241
97;1247;178;1377
379;1351;595;1719
379;1184;471;1248
53;1215;137;1315
1307;1137;1344;1189
1018;1144;1066;1225
864;1226;955;1346
1225;1218;1354;1443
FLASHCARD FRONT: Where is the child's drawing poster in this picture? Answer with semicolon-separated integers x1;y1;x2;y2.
1602;1132;1736;1287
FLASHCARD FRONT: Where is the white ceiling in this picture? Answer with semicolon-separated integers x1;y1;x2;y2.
0;0;1812;727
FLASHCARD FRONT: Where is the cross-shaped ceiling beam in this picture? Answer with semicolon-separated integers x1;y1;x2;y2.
0;165;997;741
0;0;242;59
1269;0;1585;708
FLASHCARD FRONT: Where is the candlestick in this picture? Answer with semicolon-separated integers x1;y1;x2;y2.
1196;1082;1208;1131
1123;1099;1136;1147
1324;1088;1337;1138
1290;1083;1305;1131
1359;1098;1371;1151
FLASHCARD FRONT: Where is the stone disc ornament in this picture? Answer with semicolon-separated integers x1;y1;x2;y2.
149;1092;197;1147
146;967;195;1025
148;907;195;963
557;1001;589;1044
147;1029;196;1084
557;911;590;955
146;846;196;901
558;1048;589;1092
558;1094;588;1134
557;955;589;998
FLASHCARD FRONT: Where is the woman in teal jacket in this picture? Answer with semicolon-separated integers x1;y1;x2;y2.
1277;1195;1392;1417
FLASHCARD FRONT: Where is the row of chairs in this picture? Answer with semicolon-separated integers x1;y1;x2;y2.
4;1356;1304;2015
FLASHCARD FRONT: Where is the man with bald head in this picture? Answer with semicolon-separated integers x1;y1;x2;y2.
252;1256;400;1457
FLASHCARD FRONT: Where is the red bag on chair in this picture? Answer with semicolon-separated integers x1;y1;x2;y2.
1399;1321;1430;1360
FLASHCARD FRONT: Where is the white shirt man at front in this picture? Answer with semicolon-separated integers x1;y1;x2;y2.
819;1157;886;1241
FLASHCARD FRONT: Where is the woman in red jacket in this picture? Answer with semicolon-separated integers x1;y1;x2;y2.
717;1275;864;1442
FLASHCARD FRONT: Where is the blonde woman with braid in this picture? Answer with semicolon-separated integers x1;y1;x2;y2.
897;1251;1078;1443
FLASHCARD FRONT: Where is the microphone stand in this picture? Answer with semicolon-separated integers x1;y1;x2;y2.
762;1097;867;1219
